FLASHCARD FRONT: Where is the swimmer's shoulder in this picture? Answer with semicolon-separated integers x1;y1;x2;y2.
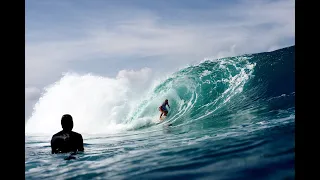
70;131;83;139
51;131;64;138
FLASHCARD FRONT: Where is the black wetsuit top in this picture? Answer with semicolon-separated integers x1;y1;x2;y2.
51;130;84;154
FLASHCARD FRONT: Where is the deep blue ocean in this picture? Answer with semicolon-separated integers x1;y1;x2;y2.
25;46;295;179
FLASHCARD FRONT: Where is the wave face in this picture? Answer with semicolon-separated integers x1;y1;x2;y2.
25;46;295;179
25;46;294;135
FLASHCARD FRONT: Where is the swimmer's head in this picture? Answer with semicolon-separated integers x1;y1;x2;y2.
61;114;73;132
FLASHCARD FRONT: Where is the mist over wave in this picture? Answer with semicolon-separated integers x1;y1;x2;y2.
25;67;163;134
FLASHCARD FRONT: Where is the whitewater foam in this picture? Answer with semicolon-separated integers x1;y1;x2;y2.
25;68;164;134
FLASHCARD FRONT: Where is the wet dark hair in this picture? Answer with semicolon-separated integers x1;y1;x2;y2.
61;114;73;132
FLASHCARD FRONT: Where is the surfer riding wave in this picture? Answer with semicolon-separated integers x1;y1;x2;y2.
159;99;170;119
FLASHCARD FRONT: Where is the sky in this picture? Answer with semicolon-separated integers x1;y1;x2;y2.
25;0;295;120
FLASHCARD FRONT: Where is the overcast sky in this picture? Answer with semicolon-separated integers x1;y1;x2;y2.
25;0;294;120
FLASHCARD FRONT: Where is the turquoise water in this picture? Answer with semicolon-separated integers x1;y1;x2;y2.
25;46;295;179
